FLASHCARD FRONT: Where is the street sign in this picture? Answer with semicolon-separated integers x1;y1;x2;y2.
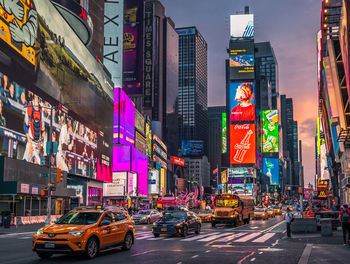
40;173;49;178
48;183;55;187
213;168;218;174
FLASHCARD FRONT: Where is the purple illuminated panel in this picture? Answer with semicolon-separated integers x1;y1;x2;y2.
113;146;132;172
113;88;135;146
133;148;148;197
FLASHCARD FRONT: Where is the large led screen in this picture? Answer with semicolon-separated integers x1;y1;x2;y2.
229;41;254;80
228;183;254;196
230;124;256;165
340;0;350;96
113;88;135;146
228;167;254;178
181;140;204;156
261;110;279;153
222;113;227;153
230;14;254;38
230;82;255;122
262;158;279;185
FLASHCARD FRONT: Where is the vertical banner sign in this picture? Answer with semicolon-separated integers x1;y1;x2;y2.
222;113;227;153
144;1;153;107
104;0;124;88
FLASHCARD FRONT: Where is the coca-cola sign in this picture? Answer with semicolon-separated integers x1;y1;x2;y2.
230;124;256;165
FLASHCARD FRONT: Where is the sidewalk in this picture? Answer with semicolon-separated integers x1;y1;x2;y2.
0;223;45;234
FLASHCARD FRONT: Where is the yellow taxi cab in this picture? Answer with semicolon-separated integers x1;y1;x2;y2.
32;207;135;259
253;207;268;220
273;206;282;215
197;209;213;222
267;208;275;218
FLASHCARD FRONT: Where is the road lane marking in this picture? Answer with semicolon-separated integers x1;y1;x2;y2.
181;232;219;241
216;232;247;242
234;233;261;242
298;244;313;264
252;233;275;243
251;258;256;261
147;237;164;241
192;255;199;259
136;234;154;240
131;250;156;257
205;250;211;253
238;252;255;264
164;237;178;241
198;233;233;242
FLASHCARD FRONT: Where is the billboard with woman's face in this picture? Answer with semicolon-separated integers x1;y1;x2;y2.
230;82;255;122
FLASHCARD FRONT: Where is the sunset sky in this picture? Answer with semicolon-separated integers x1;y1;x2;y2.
162;0;321;186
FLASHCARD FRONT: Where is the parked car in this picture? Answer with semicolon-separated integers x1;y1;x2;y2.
32;207;135;259
152;211;201;237
132;210;161;224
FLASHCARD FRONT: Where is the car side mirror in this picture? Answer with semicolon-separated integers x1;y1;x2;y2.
100;220;111;226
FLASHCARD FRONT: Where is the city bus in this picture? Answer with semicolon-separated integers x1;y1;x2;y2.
211;194;255;227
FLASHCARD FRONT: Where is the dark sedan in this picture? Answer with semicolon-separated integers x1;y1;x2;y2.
152;211;201;237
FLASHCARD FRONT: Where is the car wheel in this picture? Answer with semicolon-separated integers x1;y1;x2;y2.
37;253;52;259
85;237;99;259
154;233;160;237
181;226;188;237
147;218;151;224
233;218;238;227
195;224;201;234
122;232;133;250
211;222;216;228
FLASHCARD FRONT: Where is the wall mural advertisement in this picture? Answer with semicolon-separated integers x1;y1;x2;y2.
222;112;227;153
230;124;256;165
230;82;255;122
113;88;135;146
262;158;279;185
230;14;254;38
229;41;254;80
261;110;279;153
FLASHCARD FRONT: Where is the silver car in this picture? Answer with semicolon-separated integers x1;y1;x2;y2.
132;210;161;224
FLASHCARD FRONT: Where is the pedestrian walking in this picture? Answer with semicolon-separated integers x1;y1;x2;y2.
283;208;294;238
339;204;350;246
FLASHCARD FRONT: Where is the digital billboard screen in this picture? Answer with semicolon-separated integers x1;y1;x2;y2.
262;158;279;185
340;0;350;96
261;110;279;153
181;140;204;156
113;88;135;146
230;82;255;122
228;167;254;178
228;183;254;196
230;14;254;38
230;124;256;165
229;41;254;80
222;113;227;153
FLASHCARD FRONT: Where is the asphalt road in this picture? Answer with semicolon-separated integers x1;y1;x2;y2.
0;216;306;264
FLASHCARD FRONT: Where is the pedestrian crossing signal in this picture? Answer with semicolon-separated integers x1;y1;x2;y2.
41;189;48;197
56;168;63;182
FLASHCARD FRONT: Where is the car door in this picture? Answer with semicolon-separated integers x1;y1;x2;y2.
187;213;196;231
151;211;158;222
99;212;115;247
112;211;128;243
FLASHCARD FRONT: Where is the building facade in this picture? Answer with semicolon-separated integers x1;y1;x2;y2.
185;156;210;189
177;27;208;155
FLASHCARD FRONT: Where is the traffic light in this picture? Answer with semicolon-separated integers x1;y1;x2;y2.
56;168;63;182
41;189;48;197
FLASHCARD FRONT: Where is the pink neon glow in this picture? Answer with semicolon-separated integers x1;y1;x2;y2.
96;157;112;182
113;146;132;172
133;148;148;197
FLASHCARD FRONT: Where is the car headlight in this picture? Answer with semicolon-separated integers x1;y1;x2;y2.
69;230;84;236
176;223;182;227
153;223;157;226
141;217;147;220
36;228;43;235
211;214;215;217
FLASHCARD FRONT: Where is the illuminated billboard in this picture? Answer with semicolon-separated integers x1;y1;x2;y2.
170;156;185;166
222;112;227;153
230;14;254;38
230;124;256;165
228;167;254;178
261;110;279;153
228;183;254;196
230;82;255;122
181;140;204;156
135;110;145;135
340;0;350;96
229;41;254;80
123;0;143;94
262;158;279;185
113;88;135;146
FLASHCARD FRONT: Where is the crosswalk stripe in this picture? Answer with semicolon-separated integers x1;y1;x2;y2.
181;232;219;241
233;232;261;242
164;237;178;241
136;234;154;240
198;233;233;242
216;232;247;242
146;237;164;241
252;233;275;243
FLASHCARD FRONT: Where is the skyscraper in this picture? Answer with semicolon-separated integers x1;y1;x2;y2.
177;27;208;155
255;42;279;110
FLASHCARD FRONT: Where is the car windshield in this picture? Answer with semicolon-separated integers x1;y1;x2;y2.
200;210;212;214
162;212;187;220
138;210;151;215
255;209;265;212
56;212;101;225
